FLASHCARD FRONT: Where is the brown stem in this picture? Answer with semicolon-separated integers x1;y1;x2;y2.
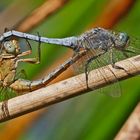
91;0;135;28
0;54;140;122
115;103;140;140
16;0;69;32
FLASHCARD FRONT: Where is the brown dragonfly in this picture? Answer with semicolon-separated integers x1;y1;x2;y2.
0;37;86;95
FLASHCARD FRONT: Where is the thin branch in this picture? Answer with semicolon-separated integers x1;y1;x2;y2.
0;54;140;123
115;103;140;140
16;0;69;32
91;0;135;28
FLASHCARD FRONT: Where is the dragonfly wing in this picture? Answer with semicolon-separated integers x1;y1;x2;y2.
15;69;27;80
72;50;102;90
73;48;123;97
88;50;122;97
0;87;17;101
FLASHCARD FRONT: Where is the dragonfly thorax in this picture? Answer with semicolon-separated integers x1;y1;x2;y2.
78;28;114;51
0;58;16;87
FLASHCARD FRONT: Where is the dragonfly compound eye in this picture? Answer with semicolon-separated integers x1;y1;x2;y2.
118;32;130;49
3;41;17;54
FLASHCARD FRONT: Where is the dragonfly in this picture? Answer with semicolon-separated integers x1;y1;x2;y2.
0;27;137;97
0;37;87;94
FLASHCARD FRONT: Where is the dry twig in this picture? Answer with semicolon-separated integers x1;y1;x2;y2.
92;0;135;28
115;103;140;140
16;0;69;32
0;54;140;123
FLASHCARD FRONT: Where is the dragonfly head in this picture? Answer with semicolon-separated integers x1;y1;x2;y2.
114;32;130;50
3;40;20;55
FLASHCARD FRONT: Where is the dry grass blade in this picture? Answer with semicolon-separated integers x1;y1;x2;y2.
0;54;140;123
115;103;140;140
16;0;69;32
91;0;135;28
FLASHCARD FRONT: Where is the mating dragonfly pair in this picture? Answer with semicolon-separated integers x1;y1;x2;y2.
0;27;138;99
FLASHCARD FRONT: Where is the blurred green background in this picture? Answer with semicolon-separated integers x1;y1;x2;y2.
0;0;140;140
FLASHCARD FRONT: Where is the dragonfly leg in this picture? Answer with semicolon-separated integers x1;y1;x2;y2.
18;33;41;64
36;32;41;63
16;56;41;67
84;51;106;89
84;56;99;89
16;34;41;66
25;32;41;63
110;49;125;70
84;59;90;89
16;58;40;68
17;41;32;57
26;32;41;63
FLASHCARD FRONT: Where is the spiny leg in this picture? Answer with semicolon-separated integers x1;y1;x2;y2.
110;49;125;70
84;59;91;89
17;38;32;57
37;32;41;63
25;32;41;64
84;51;106;89
16;33;42;65
84;55;100;89
110;49;135;81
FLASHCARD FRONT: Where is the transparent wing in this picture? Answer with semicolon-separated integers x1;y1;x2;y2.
15;69;28;80
73;50;100;91
0;87;17;101
122;36;140;59
95;50;122;97
73;50;95;74
73;48;122;97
